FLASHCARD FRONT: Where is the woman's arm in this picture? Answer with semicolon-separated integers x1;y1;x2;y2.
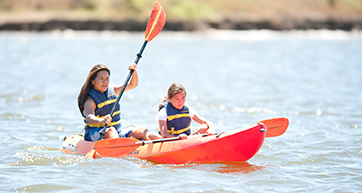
83;96;111;125
114;63;138;95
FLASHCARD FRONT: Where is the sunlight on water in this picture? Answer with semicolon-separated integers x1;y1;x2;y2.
231;107;278;114
163;29;362;41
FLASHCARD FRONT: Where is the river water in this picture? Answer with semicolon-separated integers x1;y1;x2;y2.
1;30;361;192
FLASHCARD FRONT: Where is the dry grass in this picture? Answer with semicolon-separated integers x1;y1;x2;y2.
0;0;362;23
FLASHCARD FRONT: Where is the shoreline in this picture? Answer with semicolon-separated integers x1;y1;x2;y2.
1;19;362;31
3;28;361;42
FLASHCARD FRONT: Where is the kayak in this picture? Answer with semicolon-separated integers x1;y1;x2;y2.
61;123;265;163
60;117;289;164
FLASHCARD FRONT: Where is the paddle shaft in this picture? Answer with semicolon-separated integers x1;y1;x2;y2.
98;133;216;150
100;136;183;149
98;41;148;139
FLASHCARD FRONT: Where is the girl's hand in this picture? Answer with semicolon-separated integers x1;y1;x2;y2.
206;122;215;133
179;133;188;139
129;63;137;71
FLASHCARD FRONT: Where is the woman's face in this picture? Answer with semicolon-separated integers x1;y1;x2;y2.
169;92;186;110
92;70;110;93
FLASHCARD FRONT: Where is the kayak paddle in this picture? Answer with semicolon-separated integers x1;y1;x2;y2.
94;137;141;158
260;117;289;137
98;2;166;139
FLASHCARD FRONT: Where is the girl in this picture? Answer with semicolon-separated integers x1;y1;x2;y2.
157;83;215;138
78;63;162;142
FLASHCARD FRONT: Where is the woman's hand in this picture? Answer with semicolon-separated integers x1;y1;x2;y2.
129;63;137;71
102;114;112;125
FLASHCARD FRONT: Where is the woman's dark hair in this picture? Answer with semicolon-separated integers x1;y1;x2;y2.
78;64;110;113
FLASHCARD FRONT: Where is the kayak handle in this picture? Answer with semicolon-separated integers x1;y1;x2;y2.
258;123;266;132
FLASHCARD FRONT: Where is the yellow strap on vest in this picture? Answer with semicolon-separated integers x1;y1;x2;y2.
86;120;121;128
83;110;121;128
97;98;117;109
167;126;190;135
83;110;120;120
112;110;120;117
167;113;190;121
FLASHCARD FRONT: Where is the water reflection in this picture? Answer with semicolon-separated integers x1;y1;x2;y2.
124;157;265;174
167;161;265;174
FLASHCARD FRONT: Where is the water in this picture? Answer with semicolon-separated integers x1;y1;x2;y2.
1;30;362;192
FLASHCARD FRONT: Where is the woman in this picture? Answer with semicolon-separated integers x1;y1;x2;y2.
156;83;215;138
78;63;161;142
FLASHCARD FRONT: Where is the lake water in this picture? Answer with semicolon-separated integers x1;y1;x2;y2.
1;30;361;192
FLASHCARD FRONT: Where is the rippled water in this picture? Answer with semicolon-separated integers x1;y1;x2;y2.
1;30;362;192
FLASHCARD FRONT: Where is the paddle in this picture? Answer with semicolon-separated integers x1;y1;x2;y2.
94;117;289;158
98;2;166;139
260;117;289;137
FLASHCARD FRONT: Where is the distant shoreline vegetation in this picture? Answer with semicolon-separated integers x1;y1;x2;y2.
1;19;361;31
0;0;362;31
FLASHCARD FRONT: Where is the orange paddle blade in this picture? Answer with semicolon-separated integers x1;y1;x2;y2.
94;138;142;158
145;2;166;42
260;117;289;137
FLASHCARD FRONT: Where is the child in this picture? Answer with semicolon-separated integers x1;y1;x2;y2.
156;83;215;138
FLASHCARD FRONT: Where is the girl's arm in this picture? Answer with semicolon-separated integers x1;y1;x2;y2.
158;120;175;138
114;63;138;95
191;113;215;133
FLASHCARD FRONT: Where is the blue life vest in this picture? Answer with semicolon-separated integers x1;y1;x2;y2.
83;87;121;131
164;102;191;136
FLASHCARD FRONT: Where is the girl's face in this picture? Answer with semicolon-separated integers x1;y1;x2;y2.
169;92;186;110
92;70;110;93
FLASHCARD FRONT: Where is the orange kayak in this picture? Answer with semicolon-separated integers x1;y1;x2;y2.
61;123;264;164
60;118;288;164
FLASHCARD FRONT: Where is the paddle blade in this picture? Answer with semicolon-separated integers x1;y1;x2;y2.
94;138;142;158
260;117;289;137
145;2;166;42
85;149;96;159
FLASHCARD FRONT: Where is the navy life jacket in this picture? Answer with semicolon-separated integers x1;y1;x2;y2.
164;102;191;136
83;87;121;131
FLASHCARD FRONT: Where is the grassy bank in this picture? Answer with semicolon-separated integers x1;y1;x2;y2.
1;0;362;30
